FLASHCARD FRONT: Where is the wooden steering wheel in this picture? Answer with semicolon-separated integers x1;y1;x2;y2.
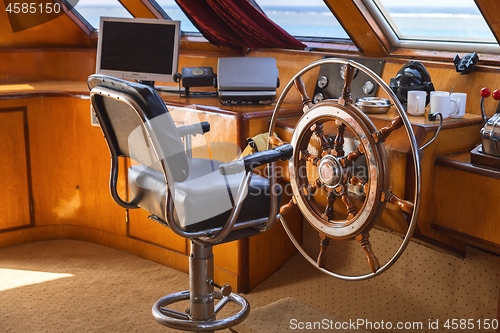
268;58;421;280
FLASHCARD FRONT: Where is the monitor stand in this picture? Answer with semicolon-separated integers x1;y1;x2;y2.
138;80;155;88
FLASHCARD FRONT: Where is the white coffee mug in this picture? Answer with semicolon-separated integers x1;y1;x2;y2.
449;92;466;118
407;90;426;116
430;91;458;119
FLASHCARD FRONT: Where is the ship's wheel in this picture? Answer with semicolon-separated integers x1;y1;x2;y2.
268;58;421;280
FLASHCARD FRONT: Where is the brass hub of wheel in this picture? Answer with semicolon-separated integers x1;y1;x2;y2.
318;155;342;188
289;103;387;239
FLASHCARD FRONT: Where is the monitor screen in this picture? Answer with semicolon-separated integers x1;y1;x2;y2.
96;17;181;85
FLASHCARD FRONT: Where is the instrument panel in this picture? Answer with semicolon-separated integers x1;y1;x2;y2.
312;57;386;104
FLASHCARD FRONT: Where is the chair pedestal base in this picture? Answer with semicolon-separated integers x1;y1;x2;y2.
152;241;250;332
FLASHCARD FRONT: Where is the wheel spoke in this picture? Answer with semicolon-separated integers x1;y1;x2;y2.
322;188;336;221
336;184;357;219
293;77;314;112
372;116;403;143
307;178;322;197
339;144;364;168
382;190;414;214
332;123;346;157
338;64;357;106
300;150;320;166
280;197;297;215
317;232;330;268
311;123;331;152
355;232;381;273
349;175;369;195
268;135;285;147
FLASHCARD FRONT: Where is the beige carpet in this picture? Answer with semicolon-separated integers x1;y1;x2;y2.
239;224;500;333
0;228;498;333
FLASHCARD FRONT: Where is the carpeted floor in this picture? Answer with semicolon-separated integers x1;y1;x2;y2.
0;227;498;333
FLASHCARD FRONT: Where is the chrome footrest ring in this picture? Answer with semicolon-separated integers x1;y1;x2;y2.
152;290;250;332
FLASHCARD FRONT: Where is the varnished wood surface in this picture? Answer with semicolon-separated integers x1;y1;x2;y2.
433;150;500;253
161;94;303;149
0;80;89;97
433;152;500;254
0;49;96;84
0;3;93;49
436;150;500;179
323;0;389;56
2;0;500;294
119;0;163;19
0;108;32;231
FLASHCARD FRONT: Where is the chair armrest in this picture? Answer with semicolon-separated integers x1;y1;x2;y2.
219;144;293;175
177;121;210;137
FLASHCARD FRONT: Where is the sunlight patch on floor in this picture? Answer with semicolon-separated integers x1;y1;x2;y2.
0;268;73;291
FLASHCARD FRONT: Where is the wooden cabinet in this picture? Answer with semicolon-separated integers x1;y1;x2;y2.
433;152;500;254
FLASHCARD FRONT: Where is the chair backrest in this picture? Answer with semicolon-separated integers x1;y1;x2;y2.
88;74;189;182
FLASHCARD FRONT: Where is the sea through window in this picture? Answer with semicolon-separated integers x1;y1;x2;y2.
364;0;499;52
72;0;132;29
257;0;349;40
154;0;199;33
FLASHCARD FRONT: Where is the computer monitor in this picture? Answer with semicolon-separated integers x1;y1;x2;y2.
96;17;181;87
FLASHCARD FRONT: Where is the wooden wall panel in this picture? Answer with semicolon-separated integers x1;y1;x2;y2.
119;0;161;19
128;209;188;255
433;165;500;250
381;61;500;119
23;97;127;235
0;49;96;84
248;190;303;291
0;2;93;49
0;108;32;230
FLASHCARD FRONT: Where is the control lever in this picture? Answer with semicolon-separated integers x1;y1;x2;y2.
480;87;500;125
176;121;210;137
219;144;293;175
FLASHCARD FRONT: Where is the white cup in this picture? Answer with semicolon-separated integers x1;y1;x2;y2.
449;92;466;118
407;90;426;116
430;91;458;119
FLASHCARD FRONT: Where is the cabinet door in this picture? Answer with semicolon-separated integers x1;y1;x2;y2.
0;108;32;230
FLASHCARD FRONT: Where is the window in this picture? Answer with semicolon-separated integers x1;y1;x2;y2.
74;0;132;29
154;0;350;39
154;0;199;33
364;0;499;52
258;0;349;39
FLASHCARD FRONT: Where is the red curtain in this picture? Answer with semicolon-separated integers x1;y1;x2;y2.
175;0;306;51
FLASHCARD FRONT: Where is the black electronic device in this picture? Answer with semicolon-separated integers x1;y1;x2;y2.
453;52;479;75
96;17;181;87
217;57;279;105
181;67;217;95
312;57;385;104
389;61;434;107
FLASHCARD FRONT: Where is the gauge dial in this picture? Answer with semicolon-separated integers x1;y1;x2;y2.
313;92;324;104
362;80;375;94
317;75;329;89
